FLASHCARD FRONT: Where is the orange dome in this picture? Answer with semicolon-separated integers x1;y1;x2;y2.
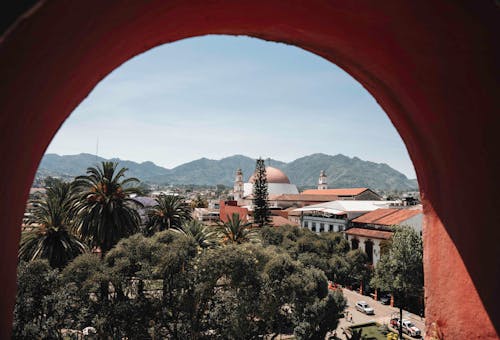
248;166;291;184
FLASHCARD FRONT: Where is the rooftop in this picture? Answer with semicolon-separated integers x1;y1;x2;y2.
270;194;340;201
345;227;394;240
293;200;397;214
270;215;297;227
352;208;422;225
301;188;370;196
248;166;291;184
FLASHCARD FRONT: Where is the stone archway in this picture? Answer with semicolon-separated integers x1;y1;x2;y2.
0;1;498;338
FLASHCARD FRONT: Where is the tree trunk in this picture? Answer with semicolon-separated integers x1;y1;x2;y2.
399;304;403;339
100;281;109;304
138;279;144;298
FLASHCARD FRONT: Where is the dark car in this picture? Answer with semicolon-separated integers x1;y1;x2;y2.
379;294;391;305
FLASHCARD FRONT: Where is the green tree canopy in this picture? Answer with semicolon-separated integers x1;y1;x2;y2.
371;226;423;296
173;219;218;249
144;194;192;236
217;213;259;244
19;181;87;268
371;226;424;338
72;161;143;254
15;225;353;338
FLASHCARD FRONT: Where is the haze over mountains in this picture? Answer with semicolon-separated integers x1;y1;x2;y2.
37;153;418;191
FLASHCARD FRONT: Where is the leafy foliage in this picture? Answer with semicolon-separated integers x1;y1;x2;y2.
19;181;87;268
144;194;192;236
72;161;143;253
172;219;218;249
217;213;259;244
13;260;63;338
371;226;424;336
371;226;423;296
15;226;352;338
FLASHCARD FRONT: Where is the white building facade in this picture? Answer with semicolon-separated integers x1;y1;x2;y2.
295;200;397;234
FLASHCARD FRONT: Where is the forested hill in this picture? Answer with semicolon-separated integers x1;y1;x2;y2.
37;153;417;191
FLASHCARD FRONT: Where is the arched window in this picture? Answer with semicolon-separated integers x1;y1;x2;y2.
351;238;359;250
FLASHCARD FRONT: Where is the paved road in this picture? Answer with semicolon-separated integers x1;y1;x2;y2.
330;288;425;339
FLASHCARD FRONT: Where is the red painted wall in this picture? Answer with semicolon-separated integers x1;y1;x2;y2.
219;201;249;223
1;1;498;338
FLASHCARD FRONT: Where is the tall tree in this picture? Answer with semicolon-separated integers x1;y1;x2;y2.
252;158;270;227
371;226;423;338
144;194;192;236
19;181;87;268
72;161;143;254
12;260;62;338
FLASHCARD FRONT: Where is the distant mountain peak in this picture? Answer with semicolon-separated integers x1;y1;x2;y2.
36;153;417;191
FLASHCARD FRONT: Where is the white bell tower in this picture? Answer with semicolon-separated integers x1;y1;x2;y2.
318;170;328;190
233;168;244;201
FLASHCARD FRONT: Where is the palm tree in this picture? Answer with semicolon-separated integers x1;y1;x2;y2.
173;220;218;249
19;181;87;268
217;213;259;244
144;194;192;236
72;161;143;254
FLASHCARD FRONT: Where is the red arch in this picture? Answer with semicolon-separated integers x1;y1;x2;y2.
1;1;498;338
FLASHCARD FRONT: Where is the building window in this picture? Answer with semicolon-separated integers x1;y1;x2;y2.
319;223;324;232
351;238;359;250
329;224;334;232
312;225;317;232
365;239;374;264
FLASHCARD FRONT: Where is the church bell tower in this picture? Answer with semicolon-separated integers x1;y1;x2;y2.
318;170;328;190
234;168;244;201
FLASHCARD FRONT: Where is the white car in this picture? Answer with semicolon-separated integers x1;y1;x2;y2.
390;317;421;338
355;301;374;315
402;319;421;337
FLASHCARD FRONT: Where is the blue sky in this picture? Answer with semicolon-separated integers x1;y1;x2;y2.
46;35;416;178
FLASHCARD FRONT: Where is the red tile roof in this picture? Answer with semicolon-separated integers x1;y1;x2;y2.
270;216;298;227
352;208;422;226
271;194;339;201
301;188;369;196
345;228;393;240
286;210;302;216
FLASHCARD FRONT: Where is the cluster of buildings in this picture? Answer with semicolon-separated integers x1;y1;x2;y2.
30;166;421;267
219;166;422;266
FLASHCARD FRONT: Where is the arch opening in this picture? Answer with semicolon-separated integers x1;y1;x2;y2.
0;1;498;339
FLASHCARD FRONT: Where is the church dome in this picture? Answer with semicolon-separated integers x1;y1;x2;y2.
249;166;291;184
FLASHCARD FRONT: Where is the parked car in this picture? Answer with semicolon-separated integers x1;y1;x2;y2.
390;317;421;338
379;294;391;305
355;301;374;315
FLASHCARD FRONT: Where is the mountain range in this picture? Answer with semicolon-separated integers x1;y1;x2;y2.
37;153;418;191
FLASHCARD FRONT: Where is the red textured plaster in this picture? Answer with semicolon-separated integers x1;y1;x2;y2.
0;1;499;338
219;201;249;223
